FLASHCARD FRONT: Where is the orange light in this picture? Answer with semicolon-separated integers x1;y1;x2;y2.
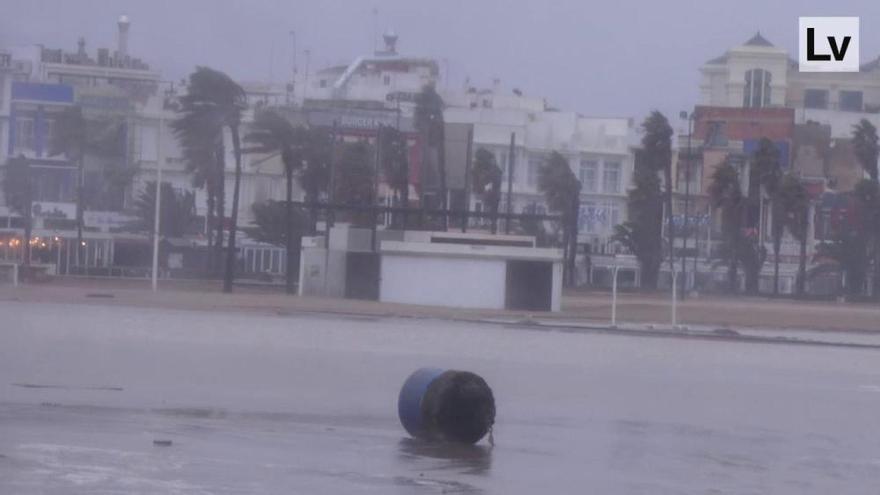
81;241;87;246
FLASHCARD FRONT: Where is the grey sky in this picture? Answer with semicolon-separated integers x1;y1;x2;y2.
3;0;879;121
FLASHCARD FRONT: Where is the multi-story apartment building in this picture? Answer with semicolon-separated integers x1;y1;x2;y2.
298;34;635;255
674;32;880;294
444;86;634;252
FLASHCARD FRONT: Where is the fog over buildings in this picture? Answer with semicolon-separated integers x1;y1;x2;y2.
3;0;879;119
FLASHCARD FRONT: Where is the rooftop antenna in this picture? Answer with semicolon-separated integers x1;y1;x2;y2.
117;14;130;58
269;38;275;83
303;48;311;100
289;30;297;75
372;8;378;54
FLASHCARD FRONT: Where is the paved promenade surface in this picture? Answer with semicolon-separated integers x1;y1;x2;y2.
1;277;878;334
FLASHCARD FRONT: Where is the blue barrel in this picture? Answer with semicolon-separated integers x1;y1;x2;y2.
397;367;445;439
398;367;496;444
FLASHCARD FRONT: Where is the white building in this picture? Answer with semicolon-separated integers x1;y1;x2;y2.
298;34;636;253
700;32;880;138
444;86;635;251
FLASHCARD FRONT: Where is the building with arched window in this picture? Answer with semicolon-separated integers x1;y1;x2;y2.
700;33;789;109
700;32;880;139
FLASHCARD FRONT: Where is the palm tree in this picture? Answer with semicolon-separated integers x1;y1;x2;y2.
708;159;746;292
775;174;810;296
471;148;502;233
752;138;783;294
851;119;879;296
415;84;447;227
538;151;582;286
299;127;332;234
132;181;197;238
378;125;409;228
334;142;376;227
614;148;664;289
2;155;33;269
244;109;306;294
173;81;225;274
641;111;673;271
175;67;246;293
852;119;879;181
49;106;87;265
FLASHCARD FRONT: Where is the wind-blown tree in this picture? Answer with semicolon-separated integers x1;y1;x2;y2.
816;228;869;296
299;127;333;234
613;182;663;288
709;159;747;292
2;156;33;268
131;181;197;238
775;173;810;296
612;118;669;290
853;178;880;296
247;200;310;281
415;84;447;225
175;67;246;293
640;111;674;271
244;109;307;294
49;106;87;264
752;138;783;294
471;148;502;234
378;125;409;228
173;76;226;274
334;142;376;227
50;107;134;262
248;200;310;246
851;119;880;296
538;151;581;286
853;119;879;182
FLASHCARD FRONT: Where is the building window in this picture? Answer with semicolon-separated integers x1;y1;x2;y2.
527;156;542;187
579;160;597;193
14;119;35;152
803;89;829;109
839;90;863;112
498;150;509;182
383;75;391;86
705;121;728;147
319;79;327;88
743;69;771;108
602;162;621;194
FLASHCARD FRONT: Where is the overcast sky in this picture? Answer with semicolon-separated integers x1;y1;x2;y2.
3;0;879;123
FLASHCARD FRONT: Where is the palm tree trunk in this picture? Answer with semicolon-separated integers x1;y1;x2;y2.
773;234;781;296
285;164;295;294
874;233;880;299
797;218;807;297
438;127;448;230
76;157;84;268
223;126;243;293
568;198;580;286
214;147;226;276
665;165;674;272
490;196;499;234
23;208;32;270
307;187;318;235
204;178;215;273
401;153;410;230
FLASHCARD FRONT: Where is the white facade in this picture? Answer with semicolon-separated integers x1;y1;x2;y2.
291;32;439;117
444;87;635;249
379;239;563;311
701;32;880;139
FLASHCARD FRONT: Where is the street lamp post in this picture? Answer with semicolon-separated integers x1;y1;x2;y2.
151;115;164;292
611;265;620;327
679;111;694;298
